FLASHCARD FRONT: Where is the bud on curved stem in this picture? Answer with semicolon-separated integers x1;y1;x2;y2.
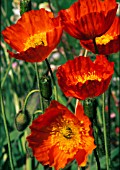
15;110;31;131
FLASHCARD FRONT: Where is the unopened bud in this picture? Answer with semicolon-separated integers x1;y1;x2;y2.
40;75;52;100
15;110;31;131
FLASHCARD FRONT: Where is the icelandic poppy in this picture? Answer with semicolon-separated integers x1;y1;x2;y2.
59;0;118;40
57;55;114;100
2;9;63;62
27;100;96;170
80;17;120;54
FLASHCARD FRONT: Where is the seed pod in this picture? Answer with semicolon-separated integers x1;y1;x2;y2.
15;110;31;131
83;98;97;119
40;75;52;100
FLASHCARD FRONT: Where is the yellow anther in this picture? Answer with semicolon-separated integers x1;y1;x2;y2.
49;117;87;152
24;32;47;51
60;126;73;139
95;33;117;45
76;71;101;84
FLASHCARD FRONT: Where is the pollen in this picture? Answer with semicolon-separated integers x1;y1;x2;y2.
76;71;102;84
24;32;47;51
49;117;88;153
95;32;117;45
60;126;73;139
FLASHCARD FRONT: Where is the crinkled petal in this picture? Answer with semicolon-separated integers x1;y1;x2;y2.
59;0;118;40
57;55;114;100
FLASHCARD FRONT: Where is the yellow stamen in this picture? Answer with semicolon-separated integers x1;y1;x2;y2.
95;32;117;45
60;126;73;139
76;71;101;84
24;32;47;51
49;117;87;153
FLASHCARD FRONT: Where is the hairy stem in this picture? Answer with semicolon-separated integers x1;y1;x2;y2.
45;59;58;101
102;93;109;170
35;63;44;113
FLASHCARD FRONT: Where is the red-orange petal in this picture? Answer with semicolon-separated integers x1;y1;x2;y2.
27;100;96;169
80;17;120;54
2;9;63;62
56;55;114;100
59;0;118;40
49;145;73;170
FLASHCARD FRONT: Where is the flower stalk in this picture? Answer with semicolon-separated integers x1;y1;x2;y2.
23;89;40;113
1;92;14;170
102;93;110;170
34;63;44;113
1;58;14;88
93;38;99;54
83;98;100;170
45;58;58;101
93;38;110;170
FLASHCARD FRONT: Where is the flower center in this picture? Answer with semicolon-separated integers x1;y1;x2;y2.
49;117;87;153
60;126;73;139
24;32;47;51
76;71;101;84
95;32;117;45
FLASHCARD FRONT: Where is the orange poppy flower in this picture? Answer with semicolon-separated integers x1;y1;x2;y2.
59;0;118;40
2;9;63;62
27;100;96;170
80;17;120;54
57;55;114;100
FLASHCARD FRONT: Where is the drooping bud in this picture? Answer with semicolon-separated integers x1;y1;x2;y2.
15;110;31;131
40;75;52;100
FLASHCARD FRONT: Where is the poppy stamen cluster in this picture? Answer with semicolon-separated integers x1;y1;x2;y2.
76;71;102;84
49;116;87;153
24;32;47;51
95;32;117;45
80;17;120;54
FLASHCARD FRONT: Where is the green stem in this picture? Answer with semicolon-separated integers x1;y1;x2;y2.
34;63;44;113
1;58;14;88
1;92;14;170
83;98;101;169
93;38;99;54
48;0;54;12
107;85;112;166
102;93;109;170
54;0;60;10
94;149;100;170
89;151;94;167
23;89;40;113
84;49;88;57
1;6;10;26
45;59;58;101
